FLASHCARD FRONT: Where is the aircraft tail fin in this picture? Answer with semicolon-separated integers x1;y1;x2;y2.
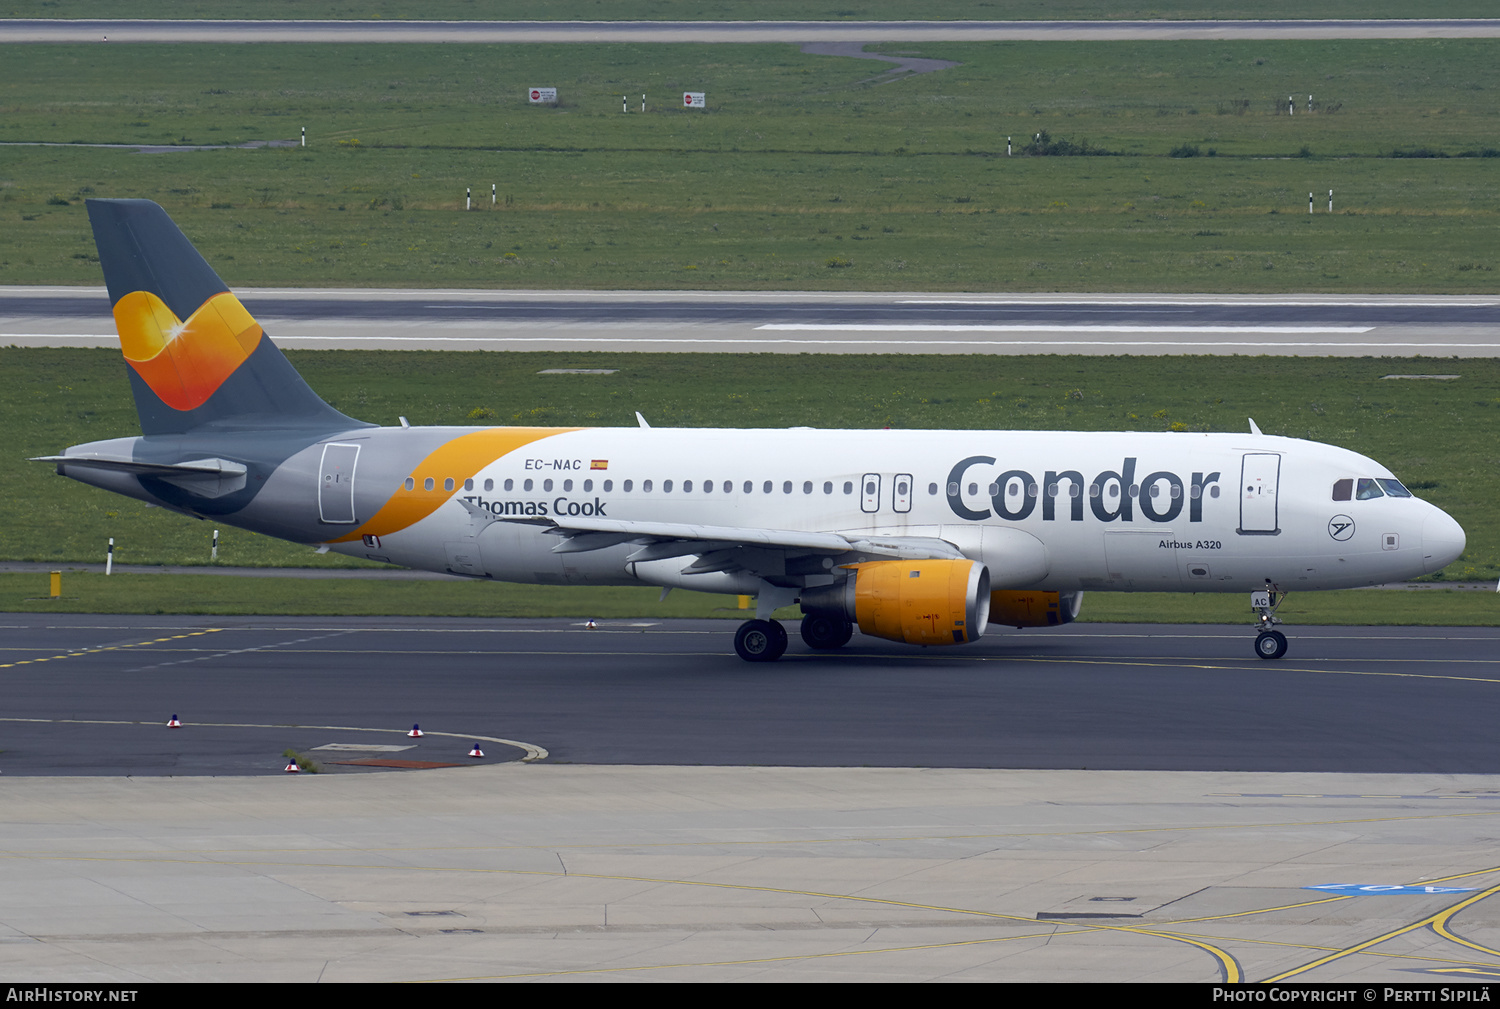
86;198;365;436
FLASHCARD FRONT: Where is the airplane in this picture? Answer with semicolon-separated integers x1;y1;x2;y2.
36;199;1467;662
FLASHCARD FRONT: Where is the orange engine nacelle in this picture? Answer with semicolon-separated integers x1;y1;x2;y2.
989;590;1083;628
804;559;991;646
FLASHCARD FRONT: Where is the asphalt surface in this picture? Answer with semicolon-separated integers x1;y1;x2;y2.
8;287;1500;355
5;614;1499;776
5;19;1500;43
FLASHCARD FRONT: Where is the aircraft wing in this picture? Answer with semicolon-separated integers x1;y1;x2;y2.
469;503;965;567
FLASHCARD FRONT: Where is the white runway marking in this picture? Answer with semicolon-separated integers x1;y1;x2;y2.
757;323;1375;334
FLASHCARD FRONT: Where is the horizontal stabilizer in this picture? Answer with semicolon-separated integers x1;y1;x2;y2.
35;453;249;498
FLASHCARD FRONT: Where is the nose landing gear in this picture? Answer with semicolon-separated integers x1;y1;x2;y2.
1251;582;1288;660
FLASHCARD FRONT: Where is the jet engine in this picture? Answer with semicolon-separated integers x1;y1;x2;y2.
801;558;991;646
989;590;1083;628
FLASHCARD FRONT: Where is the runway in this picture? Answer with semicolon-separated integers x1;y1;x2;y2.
6;614;1500;775
5;613;1500;982
5;19;1500;44
8;287;1500;356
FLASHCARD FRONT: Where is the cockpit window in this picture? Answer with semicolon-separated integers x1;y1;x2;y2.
1355;478;1384;500
1377;478;1413;498
1332;478;1352;502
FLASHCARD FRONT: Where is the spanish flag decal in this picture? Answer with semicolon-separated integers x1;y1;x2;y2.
113;289;263;411
591;460;609;470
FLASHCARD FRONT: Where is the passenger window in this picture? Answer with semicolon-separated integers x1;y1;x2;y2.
464;478;473;491
1356;478;1384;500
824;481;833;495
424;477;435;491
643;479;653;492
763;480;773;494
663;480;673;493
803;481;813;494
543;479;553;492
484;478;493;492
404;477;415;491
723;480;732;493
927;483;937;495
524;478;533;491
504;478;514;491
603;480;613;492
744;481;753;494
683;480;692;492
783;481;793;494
563;479;573;492
444;478;455;492
1332;478;1352;501
584;479;592;492
623;479;632;492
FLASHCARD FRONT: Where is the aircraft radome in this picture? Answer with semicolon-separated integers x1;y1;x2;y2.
37;200;1467;662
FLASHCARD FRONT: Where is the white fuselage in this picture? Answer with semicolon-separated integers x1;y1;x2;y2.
315;427;1463;595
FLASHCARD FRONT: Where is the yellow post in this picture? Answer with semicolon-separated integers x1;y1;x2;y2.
737;594;751;610
49;571;61;598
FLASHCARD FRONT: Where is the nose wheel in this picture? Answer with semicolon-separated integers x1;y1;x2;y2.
734;619;788;662
1254;630;1288;660
1251;583;1288;660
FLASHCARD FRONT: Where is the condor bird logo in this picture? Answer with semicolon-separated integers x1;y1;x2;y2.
1328;514;1355;541
112;289;263;411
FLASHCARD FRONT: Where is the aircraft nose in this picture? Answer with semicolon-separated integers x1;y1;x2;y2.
1422;508;1466;574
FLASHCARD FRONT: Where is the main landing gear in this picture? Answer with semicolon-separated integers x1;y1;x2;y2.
1251;582;1288;660
799;613;853;651
734;619;788;662
733;614;855;662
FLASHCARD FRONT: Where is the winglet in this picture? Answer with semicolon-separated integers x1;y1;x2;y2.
636;411;651;429
1248;417;1263;436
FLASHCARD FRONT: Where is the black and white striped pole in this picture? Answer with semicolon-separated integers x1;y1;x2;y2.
106;537;113;576
212;528;219;561
492;183;496;207
1309;192;1314;214
1328;189;1333;213
466;187;471;211
301;126;306;147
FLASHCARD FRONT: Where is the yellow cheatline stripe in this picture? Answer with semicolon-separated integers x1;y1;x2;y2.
331;426;581;543
1261;878;1500;982
0;629;223;669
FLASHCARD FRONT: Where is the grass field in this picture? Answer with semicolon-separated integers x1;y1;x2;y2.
7;348;1497;584
4;572;1492;627
7;1;1499;22
3;39;1497;291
